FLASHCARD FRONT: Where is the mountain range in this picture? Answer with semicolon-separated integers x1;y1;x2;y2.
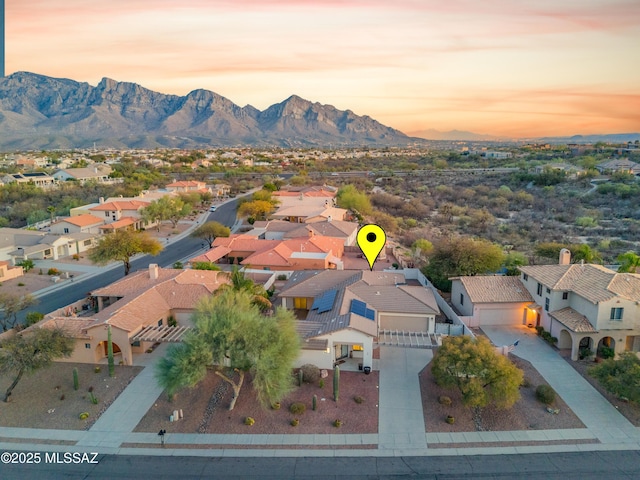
0;72;414;149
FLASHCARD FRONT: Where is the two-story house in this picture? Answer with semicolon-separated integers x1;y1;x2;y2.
519;258;640;361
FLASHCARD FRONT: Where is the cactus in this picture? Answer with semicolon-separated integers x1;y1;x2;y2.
73;367;79;391
107;325;115;377
312;394;317;411
298;368;303;386
88;392;98;405
333;365;340;402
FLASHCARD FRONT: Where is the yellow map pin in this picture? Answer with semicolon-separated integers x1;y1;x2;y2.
357;224;386;271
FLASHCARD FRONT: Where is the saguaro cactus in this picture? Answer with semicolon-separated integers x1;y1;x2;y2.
298;368;304;387
107;325;115;377
312;394;317;411
73;367;79;391
333;365;340;402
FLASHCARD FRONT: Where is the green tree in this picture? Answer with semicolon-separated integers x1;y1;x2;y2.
617;251;640;273
503;251;528;276
24;311;45;327
336;184;372;215
422;237;504;291
88;230;163;276
0;293;38;331
191;221;231;248
46;205;56;223
155;289;300;410
16;259;35;273
140;200;166;232
534;242;566;261
163;197;192;228
570;243;601;264
589;353;640;404
237;200;275;221
192;261;222;271
0;327;74;402
431;336;523;426
222;266;271;311
410;239;433;267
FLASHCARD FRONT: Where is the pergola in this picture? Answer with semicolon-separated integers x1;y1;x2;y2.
132;325;192;343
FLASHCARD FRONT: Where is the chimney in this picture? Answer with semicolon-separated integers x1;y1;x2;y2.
559;248;571;265
149;263;159;280
308;228;314;238
99;197;104;204
327;215;332;223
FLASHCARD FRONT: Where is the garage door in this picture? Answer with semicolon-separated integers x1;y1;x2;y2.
478;307;522;326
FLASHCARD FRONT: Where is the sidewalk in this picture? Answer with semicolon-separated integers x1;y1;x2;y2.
482;325;640;445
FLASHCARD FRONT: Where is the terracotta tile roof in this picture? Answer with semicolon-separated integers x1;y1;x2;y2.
166;180;205;187
26;317;95;339
90;200;150;212
242;244;293;267
99;217;138;230
90;268;229;332
520;264;640;303
190;246;231;263
551;307;597;333
60;214;104;227
454;276;534;303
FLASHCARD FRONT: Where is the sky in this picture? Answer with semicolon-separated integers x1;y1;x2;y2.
6;0;640;138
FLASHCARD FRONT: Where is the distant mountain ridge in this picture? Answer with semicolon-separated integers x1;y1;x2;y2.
0;72;413;149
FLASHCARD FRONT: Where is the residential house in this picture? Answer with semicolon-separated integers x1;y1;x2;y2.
88;199;151;231
27;265;230;365
249;219;358;246
165;180;211;194
1;172;58;188
596;159;640;175
49;214;105;235
450;276;535;327
9;233;97;262
278;270;440;370
190;233;345;271
53;164;120;184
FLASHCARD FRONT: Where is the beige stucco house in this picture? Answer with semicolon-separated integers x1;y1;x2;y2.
27;265;230;366
49;214;105;235
278;270;440;370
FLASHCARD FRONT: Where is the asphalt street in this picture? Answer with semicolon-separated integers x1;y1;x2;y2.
2;450;640;479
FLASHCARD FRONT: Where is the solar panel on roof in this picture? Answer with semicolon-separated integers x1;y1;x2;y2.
316;289;337;314
350;299;367;317
364;308;375;320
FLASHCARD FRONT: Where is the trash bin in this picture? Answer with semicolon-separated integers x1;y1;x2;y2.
363;366;371;375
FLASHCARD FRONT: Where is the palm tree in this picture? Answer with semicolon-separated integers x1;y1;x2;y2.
47;206;56;224
617;251;640;273
221;266;272;312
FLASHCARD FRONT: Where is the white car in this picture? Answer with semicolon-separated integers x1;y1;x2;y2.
209;205;217;212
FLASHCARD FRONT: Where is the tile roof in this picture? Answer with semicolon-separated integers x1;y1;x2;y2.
454;276;534;303
519;264;640;303
59;214;104;227
99;217;138;230
550;307;597;333
26;317;95;339
87;268;229;332
90;200;150;212
166;180;206;187
279;270;440;339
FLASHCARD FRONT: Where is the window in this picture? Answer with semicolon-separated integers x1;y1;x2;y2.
562;292;569;300
157;319;163;327
537;283;542;296
132;341;140;347
84;239;92;246
105;211;110;217
523;273;528;281
352;345;363;351
85;343;91;349
44;249;51;256
610;308;624;321
544;298;550;311
64;228;69;234
546;287;551;294
460;293;464;305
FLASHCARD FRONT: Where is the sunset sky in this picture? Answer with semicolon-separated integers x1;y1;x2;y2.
6;0;640;138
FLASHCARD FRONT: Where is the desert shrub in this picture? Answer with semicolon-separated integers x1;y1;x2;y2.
598;346;615;359
290;418;299;427
535;384;556;405
579;348;593;360
17;282;25;286
300;364;321;383
60;394;65;401
94;367;101;374
289;402;306;415
535;326;544;336
277;274;287;281
319;379;325;388
78;412;89;420
333;419;343;428
446;415;455;424
72;254;80;261
47;268;60;276
354;395;364;404
521;377;531;388
438;396;452;405
271;402;281;410
244;417;255;426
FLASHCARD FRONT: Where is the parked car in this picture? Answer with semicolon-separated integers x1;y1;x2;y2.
209;205;217;212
